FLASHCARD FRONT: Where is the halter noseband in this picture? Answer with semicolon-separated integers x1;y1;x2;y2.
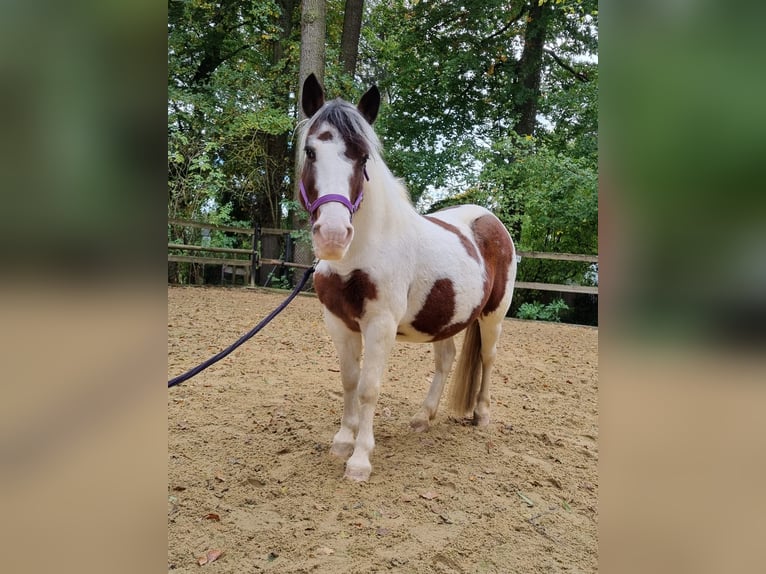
300;167;369;225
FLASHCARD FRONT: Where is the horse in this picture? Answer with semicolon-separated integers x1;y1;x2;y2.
298;73;517;481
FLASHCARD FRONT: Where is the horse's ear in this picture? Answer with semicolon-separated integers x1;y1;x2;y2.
302;73;325;118
357;85;380;125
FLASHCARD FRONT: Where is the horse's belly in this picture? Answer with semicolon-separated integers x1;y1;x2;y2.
394;327;434;343
398;274;485;342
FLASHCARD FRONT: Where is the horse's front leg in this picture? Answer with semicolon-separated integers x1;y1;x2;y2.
344;316;396;482
325;314;363;459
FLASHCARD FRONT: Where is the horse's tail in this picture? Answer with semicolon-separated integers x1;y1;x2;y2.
450;320;482;417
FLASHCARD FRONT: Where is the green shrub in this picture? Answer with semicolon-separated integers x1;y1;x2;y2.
516;298;569;322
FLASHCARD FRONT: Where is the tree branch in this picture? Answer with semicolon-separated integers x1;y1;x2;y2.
482;2;529;43
544;48;589;82
220;44;251;64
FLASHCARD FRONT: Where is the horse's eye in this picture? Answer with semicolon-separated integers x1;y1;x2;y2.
361;154;369;165
305;147;316;161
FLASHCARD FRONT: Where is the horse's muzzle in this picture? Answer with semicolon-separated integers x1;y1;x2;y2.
312;219;354;260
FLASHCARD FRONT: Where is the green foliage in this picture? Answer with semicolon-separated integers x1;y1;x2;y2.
289;227;312;248
540;67;598;163
205;203;252;250
168;0;301;228
478;134;597;288
485;135;597;252
365;0;515;203
516;299;570;322
268;274;292;290
363;0;598;205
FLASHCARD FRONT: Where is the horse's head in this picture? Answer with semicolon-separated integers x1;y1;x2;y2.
299;73;380;261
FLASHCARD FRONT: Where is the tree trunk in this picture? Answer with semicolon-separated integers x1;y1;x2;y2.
261;0;299;228
295;0;326;208
297;0;327;124
340;0;364;77
512;0;552;136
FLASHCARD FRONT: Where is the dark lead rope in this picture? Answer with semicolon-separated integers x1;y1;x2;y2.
168;264;316;388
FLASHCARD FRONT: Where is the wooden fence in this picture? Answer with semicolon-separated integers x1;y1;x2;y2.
168;218;315;287
514;251;598;295
168;219;598;295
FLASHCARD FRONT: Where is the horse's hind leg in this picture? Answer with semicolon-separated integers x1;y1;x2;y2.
326;316;363;459
410;337;456;432
473;317;504;427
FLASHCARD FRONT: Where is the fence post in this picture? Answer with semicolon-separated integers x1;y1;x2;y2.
284;232;295;287
251;224;260;287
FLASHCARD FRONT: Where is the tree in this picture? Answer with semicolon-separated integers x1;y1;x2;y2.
340;0;365;76
511;0;553;136
362;0;597;204
297;0;327;123
168;0;302;229
293;0;328;232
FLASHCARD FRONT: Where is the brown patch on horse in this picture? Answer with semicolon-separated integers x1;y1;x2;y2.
424;216;480;262
412;278;455;336
299;156;318;209
410;279;478;341
471;215;514;315
317;130;333;141
431;313;480;342
347;161;366;207
314;270;378;331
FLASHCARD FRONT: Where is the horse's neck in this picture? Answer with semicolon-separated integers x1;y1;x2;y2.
342;165;419;264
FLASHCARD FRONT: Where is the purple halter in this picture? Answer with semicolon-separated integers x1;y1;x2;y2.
300;168;369;224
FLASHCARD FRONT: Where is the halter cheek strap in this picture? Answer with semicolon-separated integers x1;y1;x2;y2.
300;168;369;224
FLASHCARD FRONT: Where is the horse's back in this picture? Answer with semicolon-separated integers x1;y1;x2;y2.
427;204;492;228
427;204;514;269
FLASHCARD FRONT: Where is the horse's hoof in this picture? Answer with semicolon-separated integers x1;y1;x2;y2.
472;412;490;427
344;464;371;482
330;442;354;459
409;415;430;433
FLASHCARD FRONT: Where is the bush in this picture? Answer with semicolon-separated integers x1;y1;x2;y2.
516;299;569;322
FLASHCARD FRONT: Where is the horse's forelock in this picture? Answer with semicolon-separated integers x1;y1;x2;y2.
307;99;380;161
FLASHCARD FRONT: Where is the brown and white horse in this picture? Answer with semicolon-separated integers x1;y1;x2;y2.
298;74;517;481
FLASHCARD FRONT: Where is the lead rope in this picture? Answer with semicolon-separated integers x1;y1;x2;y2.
168;263;316;388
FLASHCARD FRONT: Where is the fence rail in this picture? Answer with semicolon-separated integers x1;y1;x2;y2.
517;250;598;263
168;243;252;255
260;258;314;269
514;281;598;295
168;254;252;267
168;217;254;235
168;219;598;294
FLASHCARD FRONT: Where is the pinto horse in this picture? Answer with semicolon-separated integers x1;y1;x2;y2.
298;74;517;481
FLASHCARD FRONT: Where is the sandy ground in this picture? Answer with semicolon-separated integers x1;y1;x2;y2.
168;286;598;573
